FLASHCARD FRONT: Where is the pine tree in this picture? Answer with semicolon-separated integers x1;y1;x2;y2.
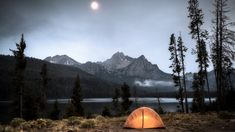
120;82;132;114
69;74;84;116
211;0;221;109
168;34;184;112
191;73;203;112
177;35;189;113
66;101;77;117
188;0;210;112
10;34;40;120
112;87;120;116
10;34;27;118
211;0;235;110
201;36;211;105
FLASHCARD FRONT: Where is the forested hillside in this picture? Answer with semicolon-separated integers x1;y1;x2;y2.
0;55;119;100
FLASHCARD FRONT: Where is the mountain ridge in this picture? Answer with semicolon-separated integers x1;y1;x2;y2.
0;55;119;100
42;52;235;92
44;52;172;85
0;55;182;101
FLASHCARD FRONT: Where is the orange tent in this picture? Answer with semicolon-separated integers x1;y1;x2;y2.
124;107;165;129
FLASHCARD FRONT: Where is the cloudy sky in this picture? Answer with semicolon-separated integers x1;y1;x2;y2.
0;0;235;73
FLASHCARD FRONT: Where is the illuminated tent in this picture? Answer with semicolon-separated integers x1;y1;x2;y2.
124;107;165;129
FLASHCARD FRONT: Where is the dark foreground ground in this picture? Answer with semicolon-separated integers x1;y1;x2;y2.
1;112;235;132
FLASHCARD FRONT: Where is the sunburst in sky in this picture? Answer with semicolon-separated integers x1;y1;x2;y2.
91;1;99;10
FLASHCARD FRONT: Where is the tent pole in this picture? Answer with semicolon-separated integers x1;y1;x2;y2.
142;109;144;128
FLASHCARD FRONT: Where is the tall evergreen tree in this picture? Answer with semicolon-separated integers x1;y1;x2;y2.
191;73;203;112
72;74;84;116
10;34;27;118
211;0;235;110
10;34;39;120
201;36;211;104
188;0;210;112
120;82;132;114
66;101;76;117
66;74;84;117
177;35;189;113
168;34;184;112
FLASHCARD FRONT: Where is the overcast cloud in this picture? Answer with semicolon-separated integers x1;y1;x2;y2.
0;0;235;73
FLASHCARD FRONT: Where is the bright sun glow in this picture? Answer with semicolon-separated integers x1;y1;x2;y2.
91;1;99;10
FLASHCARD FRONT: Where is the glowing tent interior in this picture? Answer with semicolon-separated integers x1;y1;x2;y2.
124;107;165;129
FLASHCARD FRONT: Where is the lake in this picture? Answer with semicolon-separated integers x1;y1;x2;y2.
0;97;214;123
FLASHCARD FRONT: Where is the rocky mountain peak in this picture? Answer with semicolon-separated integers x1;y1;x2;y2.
111;52;125;59
44;52;171;82
44;55;80;66
115;54;167;80
101;51;133;71
137;55;147;60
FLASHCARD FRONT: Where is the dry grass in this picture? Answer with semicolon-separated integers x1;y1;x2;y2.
1;112;235;132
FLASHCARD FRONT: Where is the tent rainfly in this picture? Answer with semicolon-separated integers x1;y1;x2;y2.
124;107;165;129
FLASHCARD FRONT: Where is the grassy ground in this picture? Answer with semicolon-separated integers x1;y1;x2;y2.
1;112;235;132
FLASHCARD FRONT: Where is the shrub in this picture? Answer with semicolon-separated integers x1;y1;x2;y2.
95;115;106;123
10;118;25;127
0;125;4;132
21;121;32;130
29;119;52;129
68;116;78;121
95;115;107;128
3;126;14;132
67;116;83;126
80;119;95;128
